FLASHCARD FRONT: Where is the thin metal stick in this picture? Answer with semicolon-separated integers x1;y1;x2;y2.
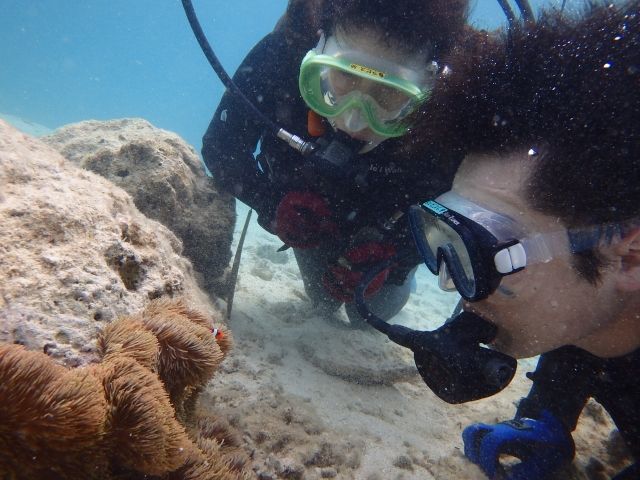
226;209;253;321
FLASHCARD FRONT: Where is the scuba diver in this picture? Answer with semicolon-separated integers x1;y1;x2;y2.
201;0;469;326
404;1;640;478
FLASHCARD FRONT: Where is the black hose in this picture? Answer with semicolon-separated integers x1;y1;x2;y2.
498;0;536;29
354;260;518;403
354;257;400;336
497;0;517;27
514;0;535;24
180;0;281;137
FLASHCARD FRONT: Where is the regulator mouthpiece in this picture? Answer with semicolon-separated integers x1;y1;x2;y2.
355;260;517;404
389;312;517;404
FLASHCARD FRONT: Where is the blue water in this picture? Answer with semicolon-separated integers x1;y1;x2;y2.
1;0;579;152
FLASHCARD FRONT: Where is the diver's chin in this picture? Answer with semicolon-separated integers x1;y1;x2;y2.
462;302;505;349
358;137;384;154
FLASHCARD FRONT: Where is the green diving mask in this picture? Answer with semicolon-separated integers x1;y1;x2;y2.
299;33;437;138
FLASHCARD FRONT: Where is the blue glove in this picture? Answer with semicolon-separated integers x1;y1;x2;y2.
462;410;575;480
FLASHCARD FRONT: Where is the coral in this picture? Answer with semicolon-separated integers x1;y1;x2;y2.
0;345;108;479
0;298;254;480
197;416;243;450
97;318;159;370
130;299;226;413
168;436;254;480
98;356;192;475
145;297;234;356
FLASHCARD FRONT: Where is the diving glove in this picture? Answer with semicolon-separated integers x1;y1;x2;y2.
274;191;338;248
322;241;396;302
462;410;575;480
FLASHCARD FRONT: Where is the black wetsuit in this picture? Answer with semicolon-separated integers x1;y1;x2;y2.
516;346;640;476
202;27;461;317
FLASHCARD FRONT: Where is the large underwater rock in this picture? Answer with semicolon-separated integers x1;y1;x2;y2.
0;119;217;367
42;118;236;296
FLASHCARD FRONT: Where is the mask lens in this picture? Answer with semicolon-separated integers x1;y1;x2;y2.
441;241;476;297
368;84;415;119
327;68;361;96
438;262;457;292
415;208;477;297
326;69;414;118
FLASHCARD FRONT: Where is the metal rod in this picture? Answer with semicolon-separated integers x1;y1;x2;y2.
226;209;253;321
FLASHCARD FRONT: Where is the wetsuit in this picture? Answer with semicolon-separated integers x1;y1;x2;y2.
516;346;640;474
202;26;461;321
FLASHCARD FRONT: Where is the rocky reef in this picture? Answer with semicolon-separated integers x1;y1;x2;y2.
42;118;236;296
0;119;218;367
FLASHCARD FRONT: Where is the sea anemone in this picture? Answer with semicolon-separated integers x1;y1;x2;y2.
99;356;192;475
0;344;108;479
139;309;224;404
97;317;159;371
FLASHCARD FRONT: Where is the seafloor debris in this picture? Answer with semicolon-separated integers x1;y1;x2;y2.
0;298;254;480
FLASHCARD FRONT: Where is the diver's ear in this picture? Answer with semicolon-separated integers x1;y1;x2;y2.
614;227;640;292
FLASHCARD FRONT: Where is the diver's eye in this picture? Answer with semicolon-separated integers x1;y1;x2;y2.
329;69;361;95
323;91;337;106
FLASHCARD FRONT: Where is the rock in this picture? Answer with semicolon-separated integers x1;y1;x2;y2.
296;321;417;385
320;467;337;478
0;119;217;366
393;455;414;471
42;118;235;296
278;458;305;480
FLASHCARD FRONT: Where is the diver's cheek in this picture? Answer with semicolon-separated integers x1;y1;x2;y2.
464;300;539;358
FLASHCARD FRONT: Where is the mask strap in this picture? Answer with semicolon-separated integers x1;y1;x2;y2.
314;31;327;54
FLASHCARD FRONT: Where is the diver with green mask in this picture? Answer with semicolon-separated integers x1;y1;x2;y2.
202;0;469;326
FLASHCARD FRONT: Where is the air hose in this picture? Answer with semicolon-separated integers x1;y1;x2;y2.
354;260;517;404
180;0;316;156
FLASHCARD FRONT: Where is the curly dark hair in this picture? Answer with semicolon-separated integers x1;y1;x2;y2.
317;0;469;58
415;0;640;226
408;2;640;283
412;2;639;229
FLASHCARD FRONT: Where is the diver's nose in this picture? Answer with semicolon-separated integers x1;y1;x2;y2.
438;262;457;292
341;108;368;132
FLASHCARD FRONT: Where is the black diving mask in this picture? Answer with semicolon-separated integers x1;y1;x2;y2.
408;191;572;301
355;259;517;404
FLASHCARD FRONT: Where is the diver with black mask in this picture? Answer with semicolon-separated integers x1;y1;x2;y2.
198;0;469;327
